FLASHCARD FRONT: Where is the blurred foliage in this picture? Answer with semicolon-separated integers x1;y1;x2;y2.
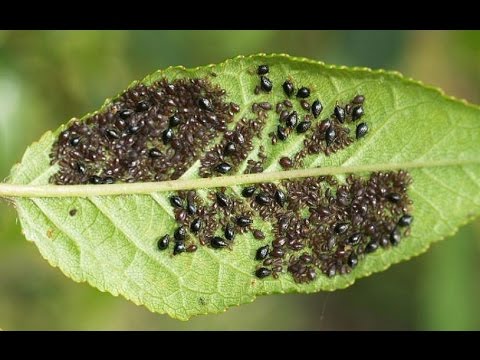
0;30;479;330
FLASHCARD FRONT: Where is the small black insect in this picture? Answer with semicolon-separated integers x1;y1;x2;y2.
300;100;310;111
198;97;213;111
282;80;294;97
365;241;379;253
119;109;133;119
260;76;273;92
76;162;86;174
69;209;77;217
351;105;364;121
256;246;269;260
211;236;228;249
334;223;349;234
170;195;183;208
215;162;232;174
216;192;230;208
257;64;269;75
296;121;311;133
242;186;256;198
390;227;401;245
353;95;365;104
356;123;368;139
334;105;346;123
186;201;197;215
253;229;265;240
387;193;401;203
296;87;310;98
325;126;336;146
224;224;235;241
237;216;253;227
69;136;80;146
186;244;198;253
157;234;170;250
347;253;358;268
174;226;187;241
398;214;413;227
285;111;298;128
89;175;103;184
279;157;293;169
149;148;162;158
103;177;115;184
136;100;150;112
255;193;271;206
190;218;202;233
173;242;186;255
311;100;323;118
223;142;236;156
169;114;181;127
277;125;288;141
274;189;286;207
105;128;120;139
347;232;362;245
255;267;271;279
162;128;173;144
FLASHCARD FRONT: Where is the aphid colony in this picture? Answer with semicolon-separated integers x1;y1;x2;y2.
50;78;237;184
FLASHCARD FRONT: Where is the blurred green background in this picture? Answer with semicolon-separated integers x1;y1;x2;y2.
0;30;479;330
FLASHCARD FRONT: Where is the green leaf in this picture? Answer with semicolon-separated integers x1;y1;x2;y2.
2;54;480;320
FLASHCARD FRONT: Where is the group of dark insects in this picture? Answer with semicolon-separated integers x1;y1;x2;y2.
51;62;414;284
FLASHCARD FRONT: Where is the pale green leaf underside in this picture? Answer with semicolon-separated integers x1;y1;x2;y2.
6;54;480;320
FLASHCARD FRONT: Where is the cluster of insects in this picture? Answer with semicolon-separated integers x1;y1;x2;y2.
50;62;414;284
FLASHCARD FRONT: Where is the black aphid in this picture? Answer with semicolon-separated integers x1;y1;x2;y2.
242;186;256;198
237;216;253;227
173;242;186;255
190;218;202;233
356;123;368;139
282;80;294;97
169;114;181;127
256;246;269;260
353;95;365;104
162;128;173;144
198;97;213;111
253;229;265;240
186;244;198;253
257;64;269;75
255;267;271;279
274;189;286;207
260;76;273;92
186;201;197;215
334;223;349;234
296;121;311;133
149;148;162;158
387;193;401;203
216;192;230;208
223;142;236;156
296;87;310;98
105;128;120;139
347;232;362;245
365;241;379;253
76;162;86;174
157;235;170;250
279;157;293;169
224;224;235;241
69;136;80;147
69;209;77;217
277;125;288;141
311;100;323;118
170;195;183;209
398;214;413;227
351;105;364;121
347;253;358;268
89;175;103;184
325;126;336;146
215;162;232;174
119;109;133;119
211;236;228;249
104;177;115;184
390;227;401;245
255;193;272;206
136;100;149;112
174;226;187;241
334;105;346;123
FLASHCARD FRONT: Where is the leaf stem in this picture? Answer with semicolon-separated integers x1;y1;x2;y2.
0;159;477;198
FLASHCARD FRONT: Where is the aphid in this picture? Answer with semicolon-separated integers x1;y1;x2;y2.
198;97;213;111
279;157;293;169
136;100;150;112
277;125;288;141
224;224;235;241
216;192;230;208
89;175;103;184
334;105;346;123
390;227;401;245
169;195;183;208
69;209;77;217
398;214;413;227
236;216;253;227
356;123;368;139
296;87;310;98
387;193;401;203
256;246;269;260
282;80;294;97
296;121;311;133
257;64;269;75
176;209;187;222
149;148;162;158
173;242;186;255
311;100;323;118
325;126;336;146
253;229;265;240
190;218;202;233
300;100;310;110
211;236;228;249
271;247;284;258
76;162;86;174
260;76;273;92
365;241;379;253
157;234;170;250
162;128;173;144
347;253;358;268
334;223;349;234
230;102;240;113
223;142;236;156
351;105;364;121
104;177;115;184
186;244;198;253
105;128;120;139
174;226;187;241
274;189;286;207
327;265;337;277
215;162;232;174
353;95;365;104
259;102;272;110
283;99;293;107
119;109;133;119
186;201;197;215
169;114;181;127
255;267;271;279
347;232;362;245
242;186;256;198
255;193;272;206
69;136;80;146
